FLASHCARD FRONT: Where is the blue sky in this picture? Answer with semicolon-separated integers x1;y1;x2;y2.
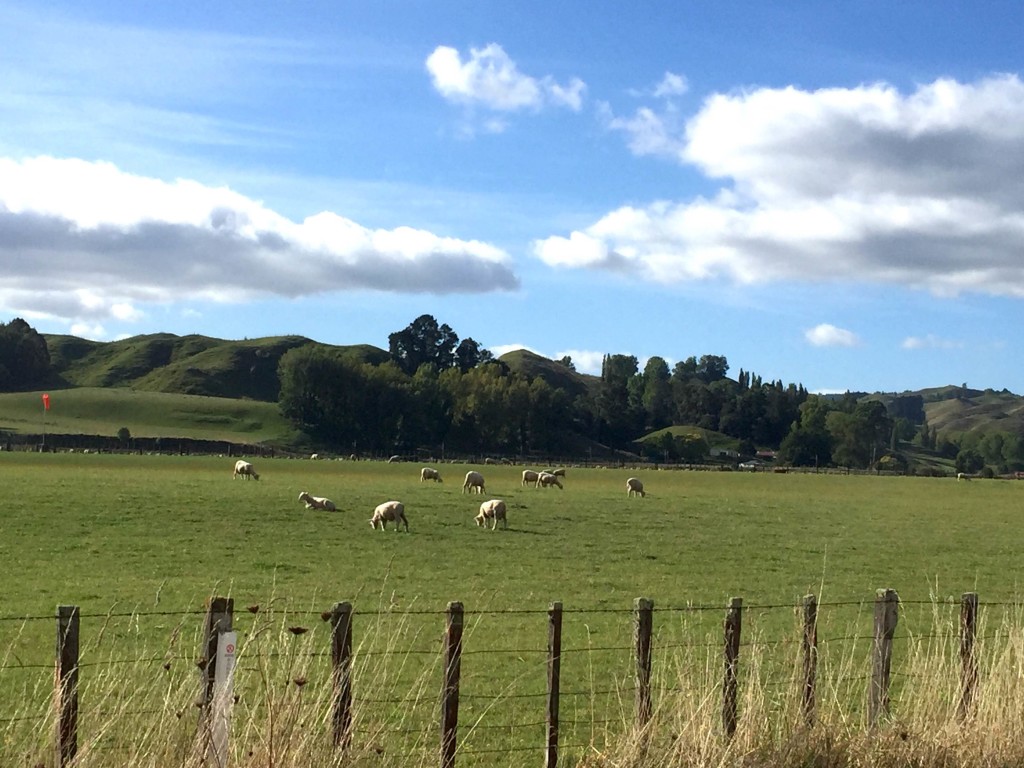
3;1;1024;394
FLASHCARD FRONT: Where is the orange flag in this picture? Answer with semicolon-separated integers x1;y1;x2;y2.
42;393;50;411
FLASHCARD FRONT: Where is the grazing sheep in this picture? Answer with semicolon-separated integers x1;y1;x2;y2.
462;471;486;494
370;500;408;531
484;457;497;465
537;472;563;489
420;467;443;483
957;472;972;482
388;454;402;463
543;468;567;477
298;491;336;512
233;460;259;480
310;453;320;460
521;469;540;487
626;477;645;497
475;499;508;530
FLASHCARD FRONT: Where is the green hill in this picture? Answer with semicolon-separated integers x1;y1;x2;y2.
43;332;390;402
497;348;596;398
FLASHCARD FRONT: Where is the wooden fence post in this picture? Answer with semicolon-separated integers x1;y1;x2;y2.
722;597;743;737
329;601;354;750
545;601;563;768
55;605;80;768
959;592;979;722
868;588;899;725
441;601;464;768
801;594;818;727
633;598;654;729
198;597;234;759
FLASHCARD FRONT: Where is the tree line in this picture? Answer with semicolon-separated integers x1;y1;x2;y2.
5;315;1024;472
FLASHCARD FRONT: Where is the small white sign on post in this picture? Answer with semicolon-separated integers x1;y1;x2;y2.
211;631;238;768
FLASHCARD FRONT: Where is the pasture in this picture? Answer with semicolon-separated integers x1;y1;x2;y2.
2;453;1023;766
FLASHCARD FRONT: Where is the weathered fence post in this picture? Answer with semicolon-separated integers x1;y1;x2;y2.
329;601;354;750
801;594;818;727
545;601;563;768
634;598;654;729
959;592;979;722
868;588;899;725
198;597;234;761
441;601;464;768
55;605;80;768
722;597;743;737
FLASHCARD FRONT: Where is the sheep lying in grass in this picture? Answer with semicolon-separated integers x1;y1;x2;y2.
475;499;507;530
298;491;336;512
626;477;645;497
521;469;540;486
420;467;443;483
233;460;259;480
537;472;563;489
462;471;486;494
370;500;409;531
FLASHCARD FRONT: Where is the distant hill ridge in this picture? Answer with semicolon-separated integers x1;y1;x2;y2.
41;332;1024;438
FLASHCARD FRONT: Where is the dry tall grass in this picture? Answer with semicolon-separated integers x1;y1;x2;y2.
6;598;1024;767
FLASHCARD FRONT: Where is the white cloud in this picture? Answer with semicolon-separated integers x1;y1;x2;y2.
902;334;964;350
653;72;688;98
0;156;519;328
426;44;585;113
490;343;541;358
805;324;860;348
540;75;1024;299
555;349;605;375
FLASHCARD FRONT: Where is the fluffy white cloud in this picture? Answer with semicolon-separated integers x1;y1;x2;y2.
0;156;519;327
426;44;585;112
805;324;860;348
555;349;605;375
539;75;1024;299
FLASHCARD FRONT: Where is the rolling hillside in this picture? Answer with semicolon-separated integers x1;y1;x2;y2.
5;332;1021;454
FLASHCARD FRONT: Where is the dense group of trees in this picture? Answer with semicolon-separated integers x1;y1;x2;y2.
0;318;51;391
278;341;572;456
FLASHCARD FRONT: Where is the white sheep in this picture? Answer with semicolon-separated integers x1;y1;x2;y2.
420;467;443;483
310;453;320;460
233;460;259;480
388;454;402;463
537;472;563;489
957;472;972;482
475;499;508;530
543;468;567;477
462;471;486;494
626;477;645;497
521;469;540;487
298;491;336;511
370;500;409;531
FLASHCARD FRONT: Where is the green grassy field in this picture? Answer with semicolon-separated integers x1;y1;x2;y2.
0;387;300;445
2;454;1023;766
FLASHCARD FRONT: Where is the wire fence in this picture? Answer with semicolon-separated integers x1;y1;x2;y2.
0;590;1016;766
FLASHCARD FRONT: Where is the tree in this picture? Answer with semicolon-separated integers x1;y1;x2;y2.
0;318;51;391
388;315;459;375
596;354;641;446
640;356;672;431
778;396;833;467
117;427;131;447
955;448;985;475
453;337;493;372
696;354;729;383
558;356;576;371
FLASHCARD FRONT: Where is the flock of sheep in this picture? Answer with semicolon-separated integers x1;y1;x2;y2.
232;458;645;533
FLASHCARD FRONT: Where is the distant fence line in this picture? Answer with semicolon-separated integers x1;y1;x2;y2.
0;589;994;767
